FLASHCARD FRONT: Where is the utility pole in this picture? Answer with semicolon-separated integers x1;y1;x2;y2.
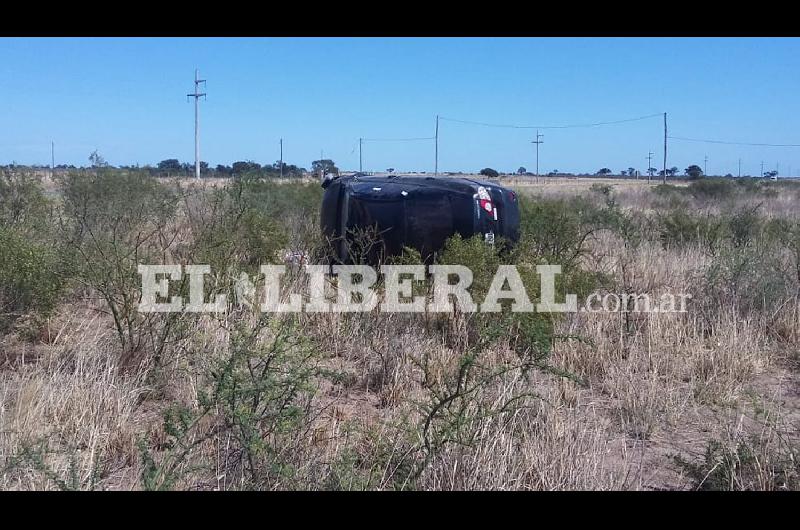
187;69;207;179
532;130;544;183
738;158;741;178
279;138;283;178
434;115;439;177
51;141;54;179
647;152;654;182
761;160;764;178
704;155;708;176
359;137;363;173
662;112;667;185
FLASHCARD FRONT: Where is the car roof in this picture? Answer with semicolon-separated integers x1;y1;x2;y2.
335;174;504;192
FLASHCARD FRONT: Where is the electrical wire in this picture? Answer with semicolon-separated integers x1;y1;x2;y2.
667;135;800;148
361;137;436;142
438;113;663;130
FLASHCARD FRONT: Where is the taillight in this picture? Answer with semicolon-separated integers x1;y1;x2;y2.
477;186;493;214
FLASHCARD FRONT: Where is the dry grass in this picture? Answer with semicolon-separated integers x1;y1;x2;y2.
0;311;147;490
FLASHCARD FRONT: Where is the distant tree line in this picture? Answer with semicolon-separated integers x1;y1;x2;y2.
155;158;308;178
0;152;782;182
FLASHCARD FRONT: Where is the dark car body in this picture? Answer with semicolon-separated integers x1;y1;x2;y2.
320;174;520;263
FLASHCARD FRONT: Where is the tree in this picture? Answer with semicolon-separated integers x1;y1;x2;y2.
232;161;262;175
479;168;499;178
668;166;679;176
386;168;395;174
269;161;304;178
517;166;527;175
271;161;288;176
764;170;779;179
627;167;637;178
312;159;338;176
596;168;612;176
157;159;182;172
685;165;704;179
88;150;108;168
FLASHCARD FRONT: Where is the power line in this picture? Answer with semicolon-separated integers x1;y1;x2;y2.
361;136;435;142
668;135;800;148
438;113;663;130
357;135;435;175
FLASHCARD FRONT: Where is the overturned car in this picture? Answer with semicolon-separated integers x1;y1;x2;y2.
320;174;520;263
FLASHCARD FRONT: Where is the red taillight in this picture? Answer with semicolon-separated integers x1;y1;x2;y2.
479;199;493;213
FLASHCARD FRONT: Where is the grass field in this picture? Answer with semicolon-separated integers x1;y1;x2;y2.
1;170;798;490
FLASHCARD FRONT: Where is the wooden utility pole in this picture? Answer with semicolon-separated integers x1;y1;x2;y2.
279;138;283;178
647;152;654;182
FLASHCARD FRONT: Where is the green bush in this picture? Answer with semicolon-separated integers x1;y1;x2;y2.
659;209;724;251
0;227;63;333
0;171;52;236
57;170;180;363
766;218;800;285
675;436;799;491
688;178;737;201
727;206;763;249
194;177;319;269
139;316;318;490
651;184;691;210
437;233;504;301
228;176;322;221
653;183;685;197
0;172;61;334
516;195;607;271
435;232;598;371
590;183;614;197
703;244;790;315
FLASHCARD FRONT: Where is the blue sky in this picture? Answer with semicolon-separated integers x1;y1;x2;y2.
1;37;799;176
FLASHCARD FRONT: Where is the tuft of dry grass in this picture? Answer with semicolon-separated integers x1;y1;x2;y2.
0;312;147;490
